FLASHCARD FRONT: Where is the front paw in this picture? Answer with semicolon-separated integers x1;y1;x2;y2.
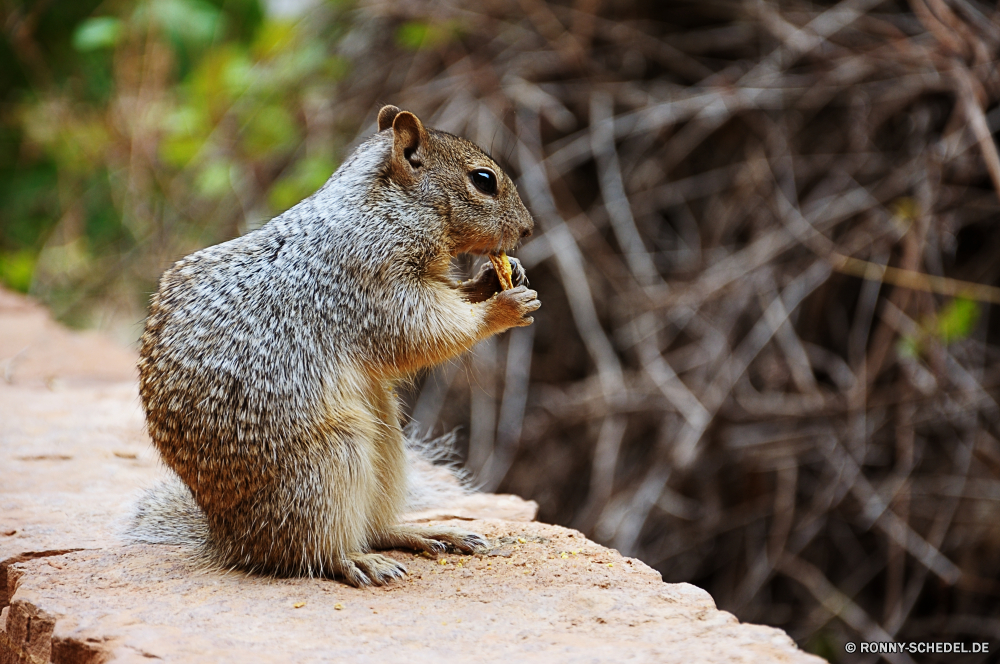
460;261;502;303
491;285;541;329
508;256;529;288
460;257;529;303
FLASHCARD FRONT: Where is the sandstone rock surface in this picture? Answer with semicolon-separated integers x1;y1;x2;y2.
0;288;823;663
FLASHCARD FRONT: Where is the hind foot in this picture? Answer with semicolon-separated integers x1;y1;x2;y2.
333;552;407;587
372;525;489;555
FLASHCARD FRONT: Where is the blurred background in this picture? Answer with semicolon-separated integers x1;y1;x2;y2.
3;0;1000;660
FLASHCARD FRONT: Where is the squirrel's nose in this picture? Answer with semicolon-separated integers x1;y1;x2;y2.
520;228;532;239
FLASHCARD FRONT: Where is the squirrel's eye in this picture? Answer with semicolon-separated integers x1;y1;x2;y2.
469;168;498;196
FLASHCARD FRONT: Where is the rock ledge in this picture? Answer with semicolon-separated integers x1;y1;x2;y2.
0;289;821;663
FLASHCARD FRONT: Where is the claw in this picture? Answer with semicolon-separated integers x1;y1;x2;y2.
339;553;408;586
509;256;529;288
461;533;489;552
374;525;489;556
340;563;372;588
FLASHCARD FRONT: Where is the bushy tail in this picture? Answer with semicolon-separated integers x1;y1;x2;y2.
128;472;211;549
128;429;473;547
403;426;474;511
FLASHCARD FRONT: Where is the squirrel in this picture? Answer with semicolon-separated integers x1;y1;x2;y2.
131;105;540;586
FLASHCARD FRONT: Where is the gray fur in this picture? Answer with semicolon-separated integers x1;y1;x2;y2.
133;107;539;585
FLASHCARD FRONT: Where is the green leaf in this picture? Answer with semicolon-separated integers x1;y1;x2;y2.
805;629;838;663
72;17;123;52
149;0;224;47
162;105;209;138
0;250;36;293
396;21;429;50
159;135;204;168
936;297;979;344
196;161;234;198
896;335;920;359
268;155;336;212
222;51;255;97
159;106;211;167
188;46;246;110
395;20;458;51
252;20;298;60
891;197;919;222
323;55;350;80
241;104;299;159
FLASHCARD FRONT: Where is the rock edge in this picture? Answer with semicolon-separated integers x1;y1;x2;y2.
0;288;822;663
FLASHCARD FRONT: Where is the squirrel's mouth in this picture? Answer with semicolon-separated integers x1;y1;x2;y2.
469;230;526;257
456;240;522;259
451;217;531;257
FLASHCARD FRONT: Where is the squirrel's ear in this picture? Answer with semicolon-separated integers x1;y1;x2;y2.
377;105;400;132
391;111;427;170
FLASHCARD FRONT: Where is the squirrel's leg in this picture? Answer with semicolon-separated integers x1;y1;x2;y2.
365;386;490;555
371;524;489;554
362;384;411;538
391;282;539;374
313;400;408;587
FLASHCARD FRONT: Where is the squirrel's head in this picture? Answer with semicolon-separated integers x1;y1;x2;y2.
377;105;534;256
